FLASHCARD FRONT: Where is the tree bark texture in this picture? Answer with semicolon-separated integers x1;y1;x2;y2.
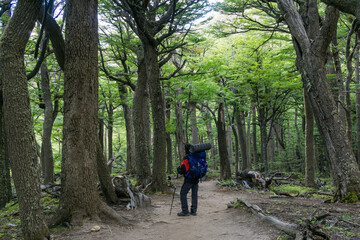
227;125;233;165
321;0;360;21
236;106;248;170
231;125;240;172
175;89;186;163
236;112;249;170
190;102;199;144
258;105;268;174
0;0;11;209
144;43;167;191
304;89;316;187
277;0;360;199
344;20;358;144
40;61;55;184
331;34;346;125
0;0;50;238
107;105;114;173
251;103;258;169
217;102;231;180
119;84;136;175
97;141;118;204
294;108;303;165
0;86;11;209
355;46;360;165
166;98;173;173
133;56;151;185
246;114;252;168
206;117;216;170
59;0;102;223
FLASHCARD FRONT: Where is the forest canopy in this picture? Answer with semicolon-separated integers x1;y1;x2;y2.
0;0;360;239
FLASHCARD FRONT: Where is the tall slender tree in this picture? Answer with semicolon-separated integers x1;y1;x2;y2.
0;0;50;238
113;0;209;191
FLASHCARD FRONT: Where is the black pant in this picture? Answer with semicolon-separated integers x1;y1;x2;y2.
180;179;199;214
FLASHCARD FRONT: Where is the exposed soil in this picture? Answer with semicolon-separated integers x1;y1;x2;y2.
51;179;360;240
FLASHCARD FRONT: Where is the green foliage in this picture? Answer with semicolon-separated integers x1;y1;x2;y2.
233;198;240;208
344;192;359;203
0;194;60;239
272;184;308;193
206;170;219;179
217;179;237;187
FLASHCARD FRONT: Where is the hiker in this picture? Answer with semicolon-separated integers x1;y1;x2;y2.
177;143;199;216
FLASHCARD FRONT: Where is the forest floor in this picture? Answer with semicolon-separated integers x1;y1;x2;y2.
50;178;360;240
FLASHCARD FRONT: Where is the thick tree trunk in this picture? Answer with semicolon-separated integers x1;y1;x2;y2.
355;46;360;165
0;0;11;210
40;61;55;184
144;43;167;192
321;0;360;21
133;56;151;186
119;85;136;175
56;0;105;224
277;0;360;199
0;0;50;238
304;89;316;187
217;102;231;180
144;83;152;163
0;87;11;209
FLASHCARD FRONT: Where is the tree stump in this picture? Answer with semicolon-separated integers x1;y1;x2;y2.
112;175;151;209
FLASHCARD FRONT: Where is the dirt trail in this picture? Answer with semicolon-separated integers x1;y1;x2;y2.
55;180;278;240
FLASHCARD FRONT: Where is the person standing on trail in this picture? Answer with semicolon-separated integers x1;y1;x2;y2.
177;143;199;216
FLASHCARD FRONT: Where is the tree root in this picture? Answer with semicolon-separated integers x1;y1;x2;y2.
98;201;132;225
48;201;132;229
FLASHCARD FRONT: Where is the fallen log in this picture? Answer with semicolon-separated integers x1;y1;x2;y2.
272;190;299;198
237;198;298;236
236;198;330;239
299;191;334;198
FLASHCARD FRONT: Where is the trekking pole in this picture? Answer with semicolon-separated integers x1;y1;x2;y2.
169;184;176;215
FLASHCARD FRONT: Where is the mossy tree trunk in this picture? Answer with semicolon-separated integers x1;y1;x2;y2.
277;0;360;199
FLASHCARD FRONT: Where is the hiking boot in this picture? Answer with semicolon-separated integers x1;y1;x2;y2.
177;212;190;216
190;212;197;216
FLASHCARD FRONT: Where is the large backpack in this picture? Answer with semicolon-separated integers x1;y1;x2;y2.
185;151;208;180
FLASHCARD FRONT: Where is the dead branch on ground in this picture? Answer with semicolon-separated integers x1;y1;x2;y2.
237;198;331;239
